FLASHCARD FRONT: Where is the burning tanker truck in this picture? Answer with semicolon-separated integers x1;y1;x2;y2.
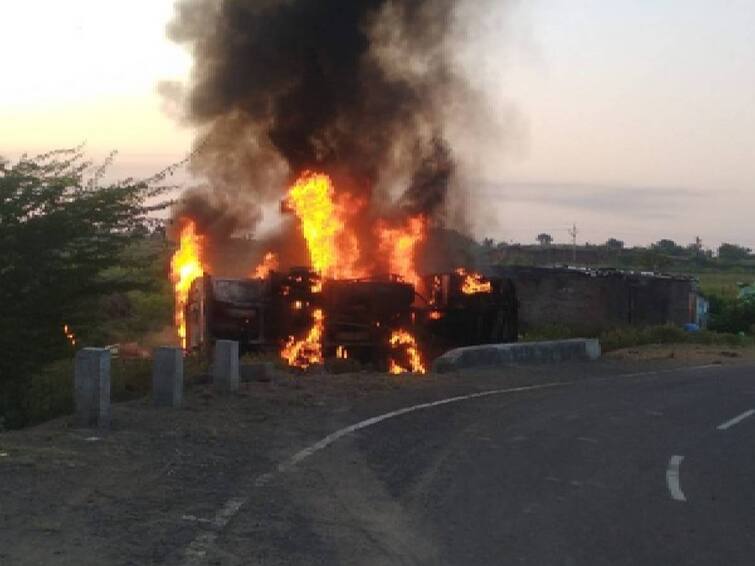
164;0;519;373
171;176;518;373
181;267;517;373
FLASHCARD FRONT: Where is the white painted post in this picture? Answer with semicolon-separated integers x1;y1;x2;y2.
152;347;184;407
213;340;239;392
74;348;111;428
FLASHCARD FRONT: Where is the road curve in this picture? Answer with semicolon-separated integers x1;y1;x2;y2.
209;363;755;565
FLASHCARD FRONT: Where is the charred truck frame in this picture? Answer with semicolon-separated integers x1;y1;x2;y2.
416;271;518;360
185;268;517;368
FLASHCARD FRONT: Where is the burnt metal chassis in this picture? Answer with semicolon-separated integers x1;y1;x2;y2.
187;271;517;365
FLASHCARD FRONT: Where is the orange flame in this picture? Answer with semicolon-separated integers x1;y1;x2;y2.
281;308;325;369
252;252;278;279
429;311;443;320
170;219;205;348
377;215;426;287
284;171;364;279
388;329;426;374
456;268;492;294
336;345;349;359
63;324;77;347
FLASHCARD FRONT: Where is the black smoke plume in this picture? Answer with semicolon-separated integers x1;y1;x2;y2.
166;0;468;235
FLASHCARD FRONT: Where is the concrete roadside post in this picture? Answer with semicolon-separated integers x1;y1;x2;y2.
153;347;184;407
74;347;112;428
213;340;240;392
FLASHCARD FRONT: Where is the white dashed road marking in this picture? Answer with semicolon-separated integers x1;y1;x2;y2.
666;455;686;502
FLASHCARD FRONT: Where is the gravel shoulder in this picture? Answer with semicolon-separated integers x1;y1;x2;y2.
1;343;753;565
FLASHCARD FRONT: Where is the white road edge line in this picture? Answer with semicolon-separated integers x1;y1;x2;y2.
717;409;755;431
278;382;566;472
666;455;687;502
181;362;722;564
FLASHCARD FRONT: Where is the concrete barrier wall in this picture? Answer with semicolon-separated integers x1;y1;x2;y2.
431;339;601;373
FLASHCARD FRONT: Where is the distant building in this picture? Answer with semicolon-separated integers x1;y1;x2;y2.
490;266;706;332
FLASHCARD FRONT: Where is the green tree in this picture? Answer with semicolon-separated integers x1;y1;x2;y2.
708;295;755;334
639;248;673;271
651;239;682;255
0;148;169;427
605;238;624;250
718;242;751;262
536;233;553;246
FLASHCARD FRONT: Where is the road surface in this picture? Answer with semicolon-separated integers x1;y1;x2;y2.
205;362;755;565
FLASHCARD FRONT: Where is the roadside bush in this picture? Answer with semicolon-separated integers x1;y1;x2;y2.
522;324;593;342
525;323;751;352
598;327;645;351
184;352;210;385
111;358;153;400
599;325;749;352
646;325;688;344
708;295;755;334
13;357;154;427
23;359;75;424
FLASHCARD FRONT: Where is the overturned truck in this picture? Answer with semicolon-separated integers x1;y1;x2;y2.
185;268;517;368
416;271;518;360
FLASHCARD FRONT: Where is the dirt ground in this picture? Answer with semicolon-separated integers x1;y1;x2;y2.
1;344;754;565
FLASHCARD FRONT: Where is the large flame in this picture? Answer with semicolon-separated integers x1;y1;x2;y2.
456;268;492;295
388;329;426;374
284;171;364;279
279;172;364;369
252;252;278;279
281;308;325;368
377;215;426;287
170;219;204;348
279;171;430;373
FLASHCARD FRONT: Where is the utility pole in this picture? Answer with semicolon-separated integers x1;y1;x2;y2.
568;223;578;264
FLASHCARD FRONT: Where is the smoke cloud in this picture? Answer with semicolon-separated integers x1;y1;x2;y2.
165;0;510;270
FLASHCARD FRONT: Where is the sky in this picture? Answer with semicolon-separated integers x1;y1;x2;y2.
1;0;753;249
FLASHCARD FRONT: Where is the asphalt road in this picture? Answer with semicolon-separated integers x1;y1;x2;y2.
207;363;755;565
